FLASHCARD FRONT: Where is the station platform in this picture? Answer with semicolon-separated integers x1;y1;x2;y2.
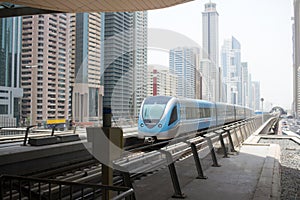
168;143;281;200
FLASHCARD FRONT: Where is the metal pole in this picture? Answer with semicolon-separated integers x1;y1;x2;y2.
159;150;185;198
190;143;207;179
51;124;57;136
122;172;136;200
233;127;240;146
23;125;35;146
217;132;229;158
261;98;264;125
102;107;113;200
238;125;244;142
205;136;221;167
226;130;236;152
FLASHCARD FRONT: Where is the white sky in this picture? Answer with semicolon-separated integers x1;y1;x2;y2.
147;0;294;110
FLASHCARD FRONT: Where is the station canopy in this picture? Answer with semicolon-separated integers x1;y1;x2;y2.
0;0;192;17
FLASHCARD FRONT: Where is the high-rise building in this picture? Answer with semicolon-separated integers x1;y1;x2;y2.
133;11;148;117
248;73;253;109
195;53;203;99
293;0;300;117
147;65;177;96
252;81;260;111
0;17;23;126
201;1;220;102
73;13;104;124
241;62;249;107
69;13;76;121
169;47;199;99
221;36;242;105
21;14;71;126
103;12;134;120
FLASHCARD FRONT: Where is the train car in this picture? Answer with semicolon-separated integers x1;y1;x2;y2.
138;96;253;142
245;107;254;118
215;102;235;125
234;104;246;121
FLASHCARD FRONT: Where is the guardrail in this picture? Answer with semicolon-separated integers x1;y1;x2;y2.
113;114;277;198
0;174;134;200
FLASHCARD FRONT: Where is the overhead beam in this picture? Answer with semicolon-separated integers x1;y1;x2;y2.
1;0;192;13
0;6;61;18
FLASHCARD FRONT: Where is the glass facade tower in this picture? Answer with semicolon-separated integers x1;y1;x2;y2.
103;12;134;121
0;17;23;126
73;13;103;124
169;47;199;99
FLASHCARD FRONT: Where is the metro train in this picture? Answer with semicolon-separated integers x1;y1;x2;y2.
138;96;253;142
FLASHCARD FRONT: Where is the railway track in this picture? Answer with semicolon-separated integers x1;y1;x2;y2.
0;116;270;199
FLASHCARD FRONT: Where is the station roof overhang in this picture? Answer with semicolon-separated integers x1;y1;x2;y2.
0;0;192;18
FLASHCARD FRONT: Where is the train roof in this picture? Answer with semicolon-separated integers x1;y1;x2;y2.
177;98;215;107
143;96;253;110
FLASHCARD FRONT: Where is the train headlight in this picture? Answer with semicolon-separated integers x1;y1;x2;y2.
140;123;144;127
158;124;162;128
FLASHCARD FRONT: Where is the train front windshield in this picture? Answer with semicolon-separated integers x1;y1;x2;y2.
142;96;171;123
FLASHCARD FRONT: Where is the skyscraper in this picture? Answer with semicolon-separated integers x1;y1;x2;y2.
169;47;199;99
221;36;242;105
201;1;220;102
103;12;134;120
252;81;260;111
241;62;249;107
0;17;23;126
21;14;71;126
133;11;148;117
293;0;300;117
73;12;103;124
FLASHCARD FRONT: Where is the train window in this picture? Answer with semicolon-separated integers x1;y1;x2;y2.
197;108;201;118
203;108;211;118
142;104;166;121
168;106;178;125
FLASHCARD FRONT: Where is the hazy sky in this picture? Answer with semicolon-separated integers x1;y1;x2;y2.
147;0;293;110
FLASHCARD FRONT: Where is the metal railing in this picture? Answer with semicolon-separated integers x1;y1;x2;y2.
0;174;134;200
114;114;278;198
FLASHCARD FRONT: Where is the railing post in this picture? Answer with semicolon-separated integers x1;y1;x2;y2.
241;124;247;142
248;120;254;133
159;150;186;198
51;124;57;136
238;125;244;142
216;132;229;158
244;123;248;138
204;136;221;167
190;143;207;179
252;119;257;131
233;127;240;146
0;176;3;200
23;125;35;146
122;172;136;200
225;129;236;152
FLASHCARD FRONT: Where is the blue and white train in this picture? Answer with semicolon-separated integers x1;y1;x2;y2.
138;96;253;142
